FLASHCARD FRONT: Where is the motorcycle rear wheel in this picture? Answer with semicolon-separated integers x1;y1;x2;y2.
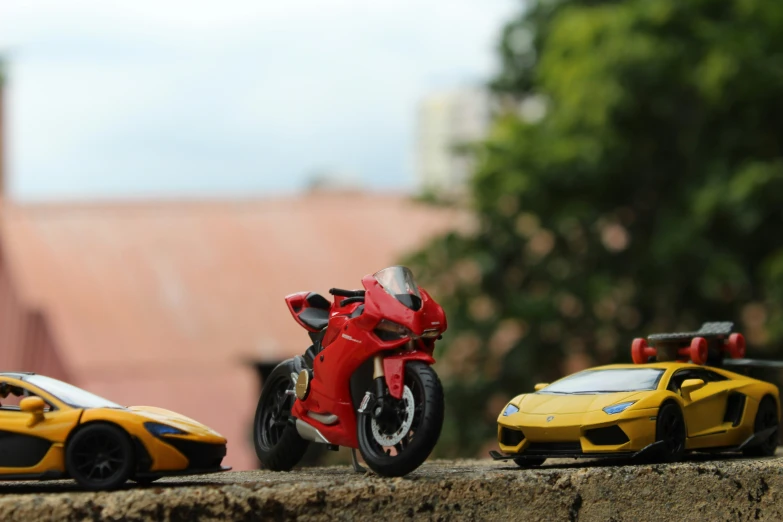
357;361;444;477
253;357;310;471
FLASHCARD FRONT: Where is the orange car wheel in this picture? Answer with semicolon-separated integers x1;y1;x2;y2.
66;423;134;491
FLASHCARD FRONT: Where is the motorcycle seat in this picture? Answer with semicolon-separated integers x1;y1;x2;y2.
299;307;329;330
306;292;331;310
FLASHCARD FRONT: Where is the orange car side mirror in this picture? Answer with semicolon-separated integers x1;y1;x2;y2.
680;378;706;401
20;396;46;426
534;383;550;392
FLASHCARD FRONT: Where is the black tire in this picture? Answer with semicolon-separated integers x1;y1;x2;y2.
357;362;444;477
656;403;686;462
513;456;546;468
65;423;134;491
254;357;310;471
743;396;779;457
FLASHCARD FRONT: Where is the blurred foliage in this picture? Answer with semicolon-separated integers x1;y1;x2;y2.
407;0;783;457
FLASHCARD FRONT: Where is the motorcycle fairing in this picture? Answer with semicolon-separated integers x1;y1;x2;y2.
383;351;436;399
289;272;446;449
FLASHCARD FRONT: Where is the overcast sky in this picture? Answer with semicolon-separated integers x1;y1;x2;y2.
0;1;517;200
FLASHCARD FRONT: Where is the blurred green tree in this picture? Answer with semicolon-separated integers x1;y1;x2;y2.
408;0;783;457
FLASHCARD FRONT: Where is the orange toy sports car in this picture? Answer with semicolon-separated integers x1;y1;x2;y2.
0;372;229;490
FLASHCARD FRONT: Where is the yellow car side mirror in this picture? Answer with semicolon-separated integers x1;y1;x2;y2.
20;396;46;426
680;378;706;401
534;383;550;392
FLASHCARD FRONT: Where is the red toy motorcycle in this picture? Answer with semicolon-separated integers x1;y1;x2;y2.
253;266;446;477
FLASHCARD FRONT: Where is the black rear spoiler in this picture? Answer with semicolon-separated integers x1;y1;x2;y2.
722;358;783;369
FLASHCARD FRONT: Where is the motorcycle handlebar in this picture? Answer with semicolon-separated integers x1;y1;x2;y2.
329;288;366;298
339;296;365;306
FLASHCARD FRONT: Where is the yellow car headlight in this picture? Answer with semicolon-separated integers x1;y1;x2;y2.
502;404;520;416
602;401;636;415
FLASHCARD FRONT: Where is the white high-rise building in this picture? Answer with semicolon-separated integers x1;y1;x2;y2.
415;87;491;195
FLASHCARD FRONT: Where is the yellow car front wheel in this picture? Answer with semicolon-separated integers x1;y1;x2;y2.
656;403;685;462
513;457;546;468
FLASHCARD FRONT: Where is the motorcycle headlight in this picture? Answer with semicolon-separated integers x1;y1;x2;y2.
374;319;412;342
502;403;520;416
144;421;187;437
603;401;636;415
421;329;440;339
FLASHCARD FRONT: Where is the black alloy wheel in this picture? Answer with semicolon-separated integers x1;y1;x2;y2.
253;357;309;471
743;396;779;457
66;423;134;491
656;403;686;462
257;375;292;449
357;361;444;477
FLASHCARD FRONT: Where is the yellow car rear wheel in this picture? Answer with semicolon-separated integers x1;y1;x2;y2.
743;397;778;457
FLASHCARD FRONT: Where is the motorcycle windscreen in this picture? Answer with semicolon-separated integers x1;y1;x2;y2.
373;266;422;311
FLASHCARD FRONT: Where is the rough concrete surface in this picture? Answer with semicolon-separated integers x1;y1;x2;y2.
0;454;781;521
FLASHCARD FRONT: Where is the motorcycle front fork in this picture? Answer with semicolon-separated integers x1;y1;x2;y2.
358;355;389;417
352;355;388;473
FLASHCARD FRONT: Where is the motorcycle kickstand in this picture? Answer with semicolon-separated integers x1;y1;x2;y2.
351;448;367;473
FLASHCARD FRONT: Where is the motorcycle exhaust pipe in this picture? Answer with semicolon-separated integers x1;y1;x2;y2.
295;419;332;444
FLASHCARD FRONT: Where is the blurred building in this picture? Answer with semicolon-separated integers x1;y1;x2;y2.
415;87;492;195
0;70;468;471
0;59;5;193
305;169;363;192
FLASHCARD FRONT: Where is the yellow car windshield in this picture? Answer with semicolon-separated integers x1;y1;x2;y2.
540;368;664;394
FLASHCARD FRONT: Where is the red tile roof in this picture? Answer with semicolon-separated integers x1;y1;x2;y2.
0;192;467;469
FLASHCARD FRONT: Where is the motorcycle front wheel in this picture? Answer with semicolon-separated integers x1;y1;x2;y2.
357;361;444;477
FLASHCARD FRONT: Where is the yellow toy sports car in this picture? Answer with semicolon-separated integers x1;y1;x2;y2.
492;323;780;466
0;372;229;490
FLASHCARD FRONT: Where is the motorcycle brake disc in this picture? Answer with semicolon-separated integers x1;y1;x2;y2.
370;385;415;447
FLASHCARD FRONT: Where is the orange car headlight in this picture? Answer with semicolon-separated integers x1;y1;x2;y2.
144;422;187;437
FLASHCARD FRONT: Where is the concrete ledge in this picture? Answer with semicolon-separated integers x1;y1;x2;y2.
0;456;781;520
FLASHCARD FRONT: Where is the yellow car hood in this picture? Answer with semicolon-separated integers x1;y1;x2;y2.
128;406;224;438
517;391;646;414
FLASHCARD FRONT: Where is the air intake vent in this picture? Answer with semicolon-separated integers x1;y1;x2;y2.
723;393;746;427
584;425;630;446
499;427;524;446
